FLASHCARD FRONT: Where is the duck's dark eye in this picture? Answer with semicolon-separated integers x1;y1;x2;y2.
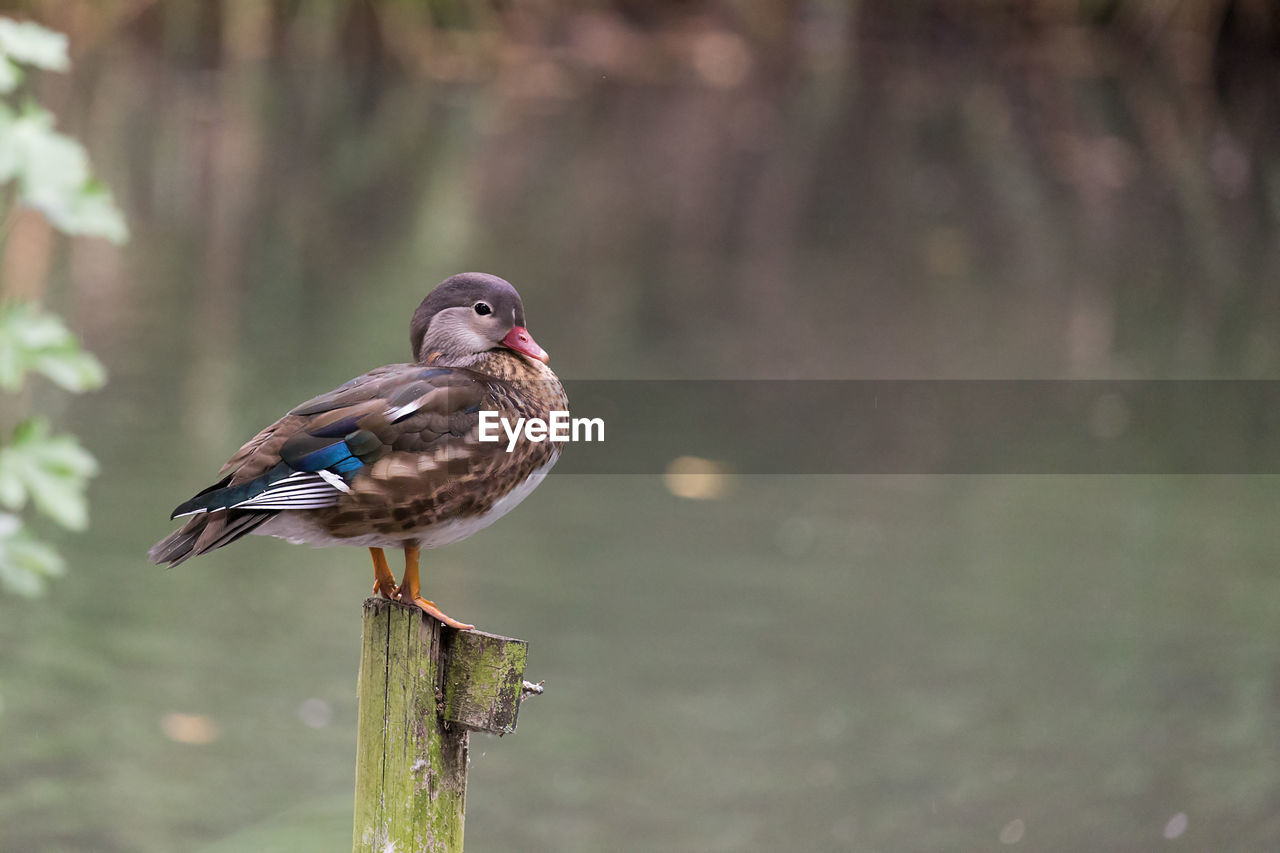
474;302;492;316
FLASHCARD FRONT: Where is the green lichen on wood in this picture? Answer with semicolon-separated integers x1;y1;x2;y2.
351;600;532;852
441;630;529;734
352;599;467;853
352;603;391;850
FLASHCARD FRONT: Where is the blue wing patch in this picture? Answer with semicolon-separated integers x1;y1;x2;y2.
169;428;385;518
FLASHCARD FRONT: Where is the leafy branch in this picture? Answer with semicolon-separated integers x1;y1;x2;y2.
0;18;127;243
0;301;105;392
0;15;124;610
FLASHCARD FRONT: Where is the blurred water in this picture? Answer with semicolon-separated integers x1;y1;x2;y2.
2;6;1280;852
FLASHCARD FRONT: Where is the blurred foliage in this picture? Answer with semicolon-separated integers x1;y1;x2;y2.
0;308;104;599
0;16;126;242
0;16;117;606
0;104;128;242
0;16;66;79
0;301;105;392
0;412;98;533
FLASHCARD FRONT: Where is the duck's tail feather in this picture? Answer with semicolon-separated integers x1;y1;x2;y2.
148;510;275;567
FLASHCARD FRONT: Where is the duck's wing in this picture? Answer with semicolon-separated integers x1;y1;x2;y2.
147;364;490;566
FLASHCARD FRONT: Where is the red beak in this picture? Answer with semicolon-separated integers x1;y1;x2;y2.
500;326;549;363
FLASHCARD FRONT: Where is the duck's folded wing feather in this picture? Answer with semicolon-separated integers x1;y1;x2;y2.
168;365;490;519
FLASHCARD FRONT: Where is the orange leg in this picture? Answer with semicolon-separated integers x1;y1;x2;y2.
394;544;474;630
369;547;398;599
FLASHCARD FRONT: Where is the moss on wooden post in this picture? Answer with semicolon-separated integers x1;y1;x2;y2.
352;598;534;853
441;629;528;734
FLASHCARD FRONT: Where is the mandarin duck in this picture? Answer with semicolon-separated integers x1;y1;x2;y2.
148;272;567;630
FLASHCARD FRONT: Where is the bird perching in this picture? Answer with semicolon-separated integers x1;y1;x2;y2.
148;272;567;630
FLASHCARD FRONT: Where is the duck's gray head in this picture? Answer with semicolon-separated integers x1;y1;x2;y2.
410;272;549;367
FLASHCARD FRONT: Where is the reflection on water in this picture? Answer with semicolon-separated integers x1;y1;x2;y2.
2;4;1279;851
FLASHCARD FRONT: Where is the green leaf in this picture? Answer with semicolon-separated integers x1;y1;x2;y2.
47;181;129;244
0;418;97;530
0;511;64;597
0;302;106;392
0;105;129;244
0;102;17;181
0;18;69;72
14;107;88;189
0;57;20;94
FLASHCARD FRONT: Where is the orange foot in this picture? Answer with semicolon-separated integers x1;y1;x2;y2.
397;591;475;631
368;547;399;599
395;544;475;631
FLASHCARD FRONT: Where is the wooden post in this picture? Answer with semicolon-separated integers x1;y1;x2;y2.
352;598;534;853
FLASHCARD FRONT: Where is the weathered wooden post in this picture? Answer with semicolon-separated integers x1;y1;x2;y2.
352;598;536;852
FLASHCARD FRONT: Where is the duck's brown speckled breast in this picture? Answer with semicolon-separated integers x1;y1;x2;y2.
315;351;567;543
